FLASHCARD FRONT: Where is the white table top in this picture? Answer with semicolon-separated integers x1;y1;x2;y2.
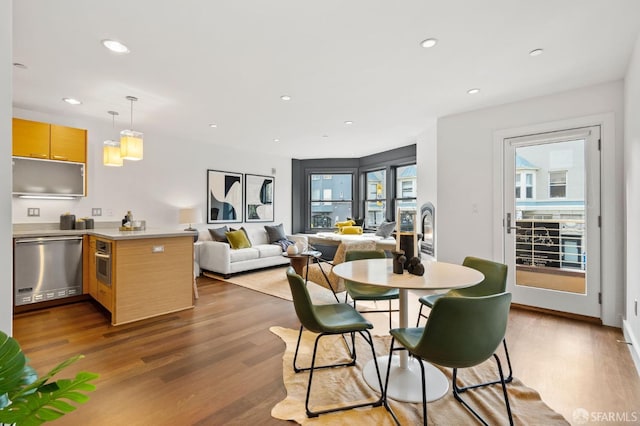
332;258;484;291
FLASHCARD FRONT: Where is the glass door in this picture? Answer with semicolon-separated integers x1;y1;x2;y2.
503;126;601;318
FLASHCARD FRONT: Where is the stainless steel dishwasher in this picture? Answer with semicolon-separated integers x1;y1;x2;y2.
14;236;83;306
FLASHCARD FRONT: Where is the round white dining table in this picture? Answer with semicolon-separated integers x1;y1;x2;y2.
332;258;484;403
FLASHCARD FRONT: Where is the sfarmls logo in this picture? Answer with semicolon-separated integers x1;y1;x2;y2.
573;408;638;424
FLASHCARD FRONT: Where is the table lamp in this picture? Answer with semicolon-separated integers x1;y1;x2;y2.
179;207;201;242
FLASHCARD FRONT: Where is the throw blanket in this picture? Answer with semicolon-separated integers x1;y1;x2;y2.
274;239;295;251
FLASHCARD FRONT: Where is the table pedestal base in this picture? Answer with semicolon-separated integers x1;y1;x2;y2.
362;355;449;403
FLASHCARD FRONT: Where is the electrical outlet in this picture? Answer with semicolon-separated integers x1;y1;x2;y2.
106;209;113;217
27;208;40;217
92;208;102;216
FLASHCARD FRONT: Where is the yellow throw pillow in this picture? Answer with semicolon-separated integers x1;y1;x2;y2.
339;225;363;234
226;229;252;249
335;220;355;228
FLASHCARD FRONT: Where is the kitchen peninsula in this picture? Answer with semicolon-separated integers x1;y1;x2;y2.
13;226;195;326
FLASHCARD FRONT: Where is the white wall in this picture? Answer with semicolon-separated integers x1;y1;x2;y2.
623;33;640;372
11;108;294;235
1;0;12;335
415;118;438;255
437;81;625;327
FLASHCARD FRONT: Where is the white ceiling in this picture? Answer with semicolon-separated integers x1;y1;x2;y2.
12;0;640;159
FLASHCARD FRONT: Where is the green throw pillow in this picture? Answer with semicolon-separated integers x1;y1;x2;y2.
226;229;252;249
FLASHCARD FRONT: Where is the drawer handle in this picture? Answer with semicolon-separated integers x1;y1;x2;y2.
29;153;48;159
52;155;68;161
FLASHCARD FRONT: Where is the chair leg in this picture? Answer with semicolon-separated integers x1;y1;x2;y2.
416;302;427;327
452;354;514;426
305;330;385;418
293;327;356;373
384;337;424;426
453;338;514;392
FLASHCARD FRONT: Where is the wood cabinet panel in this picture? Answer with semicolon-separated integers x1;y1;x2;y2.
113;236;193;325
50;124;87;162
12;118;50;158
12;118;87;163
87;236;97;298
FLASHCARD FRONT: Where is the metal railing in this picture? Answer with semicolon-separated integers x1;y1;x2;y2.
515;218;585;271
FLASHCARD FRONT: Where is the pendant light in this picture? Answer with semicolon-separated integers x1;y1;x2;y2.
103;111;123;167
120;95;143;161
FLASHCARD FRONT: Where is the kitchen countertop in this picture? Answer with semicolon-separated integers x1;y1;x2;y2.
13;227;196;240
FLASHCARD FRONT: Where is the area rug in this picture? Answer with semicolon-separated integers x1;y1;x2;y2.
206;266;338;304
270;326;569;425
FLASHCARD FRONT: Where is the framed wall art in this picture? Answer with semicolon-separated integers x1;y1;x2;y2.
245;174;274;222
207;170;243;223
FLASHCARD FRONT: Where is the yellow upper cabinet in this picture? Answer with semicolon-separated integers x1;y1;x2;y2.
12;118;50;159
12;118;87;163
50;124;87;162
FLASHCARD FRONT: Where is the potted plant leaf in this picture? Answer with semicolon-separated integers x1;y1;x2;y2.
0;331;98;425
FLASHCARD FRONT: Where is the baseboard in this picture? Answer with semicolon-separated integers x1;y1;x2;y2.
511;303;602;324
622;320;640;377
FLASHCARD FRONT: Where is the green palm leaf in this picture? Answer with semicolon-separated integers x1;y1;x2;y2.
0;331;99;425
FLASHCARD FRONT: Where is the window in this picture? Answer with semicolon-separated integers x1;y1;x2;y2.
395;164;417;211
364;170;386;227
516;172;535;199
309;173;353;228
549;171;567;198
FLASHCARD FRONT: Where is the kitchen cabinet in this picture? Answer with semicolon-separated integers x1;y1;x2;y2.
12;118;87;163
87;236;98;298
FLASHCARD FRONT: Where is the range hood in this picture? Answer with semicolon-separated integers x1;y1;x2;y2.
12;157;85;198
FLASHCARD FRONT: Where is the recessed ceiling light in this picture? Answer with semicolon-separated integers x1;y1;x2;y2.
209;123;217;128
101;39;130;54
529;48;544;57
13;62;27;69
467;88;480;95
420;38;438;48
62;97;82;105
344;120;353;125
280;95;291;101
273;138;280;142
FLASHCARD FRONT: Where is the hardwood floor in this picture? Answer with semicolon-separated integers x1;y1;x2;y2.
12;276;640;425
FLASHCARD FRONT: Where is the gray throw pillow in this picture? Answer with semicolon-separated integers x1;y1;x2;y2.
264;223;287;243
375;221;396;238
209;225;229;243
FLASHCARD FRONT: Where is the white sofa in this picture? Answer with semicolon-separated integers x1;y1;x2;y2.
197;226;307;278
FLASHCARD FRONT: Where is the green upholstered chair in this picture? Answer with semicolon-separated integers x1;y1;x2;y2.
386;293;514;426
286;267;385;418
344;250;399;329
415;256;513;387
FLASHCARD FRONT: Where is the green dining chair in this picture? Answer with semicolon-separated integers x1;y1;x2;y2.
344;250;399;329
386;293;514;426
415;256;513;387
286;267;386;418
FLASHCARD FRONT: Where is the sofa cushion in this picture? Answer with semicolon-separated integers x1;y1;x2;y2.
375;221;396;238
256;244;283;258
226;229;252;249
264;223;286;243
229;247;260;262
209;226;230;243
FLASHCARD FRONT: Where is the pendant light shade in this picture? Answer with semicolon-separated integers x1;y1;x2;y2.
103;111;123;167
120;129;143;160
120;96;143;161
104;140;123;167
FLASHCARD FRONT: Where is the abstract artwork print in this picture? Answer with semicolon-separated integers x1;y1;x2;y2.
207;170;243;223
245;174;274;222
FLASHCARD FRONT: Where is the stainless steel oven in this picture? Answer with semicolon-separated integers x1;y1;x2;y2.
95;240;112;286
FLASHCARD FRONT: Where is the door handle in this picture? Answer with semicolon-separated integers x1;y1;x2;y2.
506;213;521;234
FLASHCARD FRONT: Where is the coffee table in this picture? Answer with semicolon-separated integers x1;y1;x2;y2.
332;258;484;403
282;250;322;281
